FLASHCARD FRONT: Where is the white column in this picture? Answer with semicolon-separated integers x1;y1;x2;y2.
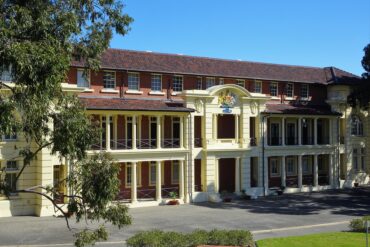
281;156;286;187
314;118;318;145
184;116;189;148
264;117;268;147
282;117;285;146
180;116;184;148
106;114;111;150
213;114;217;140
138;116;142;148
156;116;161;149
328;118;332;145
161;116;165;147
113;115;117;149
131;162;137;203
314;155;318;187
235;157;240;193
235;115;239;143
132;115;137;150
298;155;303;188
156;161;162;201
179;160;184;199
215;158;219;193
298;117;302;146
329;154;334;186
242;157;251;191
264;156;269;195
99;115;103;149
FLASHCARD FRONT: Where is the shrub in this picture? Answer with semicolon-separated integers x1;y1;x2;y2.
349;216;370;232
126;229;254;247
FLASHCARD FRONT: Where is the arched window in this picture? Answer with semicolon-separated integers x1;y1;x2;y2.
351;115;363;136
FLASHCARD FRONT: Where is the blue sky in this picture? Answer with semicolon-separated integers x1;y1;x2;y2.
111;0;370;76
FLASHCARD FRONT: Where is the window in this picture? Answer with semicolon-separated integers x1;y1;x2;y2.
270;82;278;96
270;158;280;177
254;80;262;93
353;148;359;170
219;78;224;85
5;160;18;192
3;127;17;141
103;71;115;89
173;75;183;92
361;148;366;171
125;163;141;187
1;65;13;82
350;115;363;136
353;148;366;171
149;162;156;186
236;79;245;87
302;157;312;175
286;83;293;98
171;161;179;184
77;69;90;88
206;77;215;88
128;72;140;91
196;77;203;89
286;157;297;176
6;161;17;171
150;74;161;91
300;84;309;99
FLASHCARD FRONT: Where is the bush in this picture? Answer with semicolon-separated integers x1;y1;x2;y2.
349;216;370;232
126;229;254;247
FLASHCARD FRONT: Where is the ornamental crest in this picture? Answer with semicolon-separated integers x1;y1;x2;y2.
218;90;237;109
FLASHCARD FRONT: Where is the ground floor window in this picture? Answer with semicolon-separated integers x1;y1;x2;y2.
286;157;297;176
302;157;312;175
270;158;280;177
125;163;141;187
353;148;366;171
5;160;18;192
171;161;179;184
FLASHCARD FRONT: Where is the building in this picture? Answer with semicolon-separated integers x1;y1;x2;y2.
0;49;368;216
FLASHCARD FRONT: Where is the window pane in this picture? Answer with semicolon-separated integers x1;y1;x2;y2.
77;70;89;88
128;73;139;90
254;81;262;93
172;162;179;183
219;78;224;85
5;173;17;191
300;84;309;99
236;80;245;87
151;74;161;91
270;83;278;96
6;161;17;170
206;78;215;88
103;72;115;89
150;163;156;185
196;77;203;89
286;83;293;97
173;76;183;92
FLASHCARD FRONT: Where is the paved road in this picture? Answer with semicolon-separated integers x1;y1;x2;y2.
0;187;369;246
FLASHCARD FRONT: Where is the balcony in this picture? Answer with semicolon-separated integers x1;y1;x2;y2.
91;138;182;150
285;137;298;145
268;137;282;146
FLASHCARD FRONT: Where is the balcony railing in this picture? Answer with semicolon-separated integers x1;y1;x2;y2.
285;137;298;145
317;136;330;145
91;138;181;150
162;138;180;148
268;137;282;146
111;139;132;150
136;139;157;149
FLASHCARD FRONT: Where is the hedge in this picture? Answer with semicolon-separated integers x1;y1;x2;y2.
126;229;254;247
349;215;370;232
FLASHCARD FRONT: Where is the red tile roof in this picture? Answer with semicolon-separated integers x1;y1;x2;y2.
80;97;194;112
263;103;341;116
72;49;359;84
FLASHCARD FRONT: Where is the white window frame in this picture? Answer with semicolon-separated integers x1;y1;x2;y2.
286;157;297;176
196;77;203;89
270;158;280;177
286;83;294;98
254;80;262;93
77;69;90;88
270;82;278;97
128;72;140;91
206;77;215;89
350;115;363;136
150;74;162;92
173;75;183;92
171;161;180;184
236;79;245;87
300;84;309;100
4;160;19;193
103;71;116;89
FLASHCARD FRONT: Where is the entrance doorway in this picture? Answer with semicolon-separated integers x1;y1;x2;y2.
218;158;235;193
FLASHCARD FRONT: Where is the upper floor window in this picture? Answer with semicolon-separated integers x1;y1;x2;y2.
103;71;115;89
128;72;140;91
151;74;161;91
286;83;293;98
236;79;245;87
196;77;203;89
3;127;17;141
1;65;13;82
351;115;363;136
270;82;278;97
254;80;262;93
206;77;215;88
300;84;309;99
219;78;224;85
77;69;90;88
173;75;183;92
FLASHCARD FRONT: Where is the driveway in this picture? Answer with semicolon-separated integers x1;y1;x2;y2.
0;187;369;246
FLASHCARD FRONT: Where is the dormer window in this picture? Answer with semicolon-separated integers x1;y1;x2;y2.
351;115;363;136
300;84;309;99
270;82;278;97
254;80;262;93
286;83;294;98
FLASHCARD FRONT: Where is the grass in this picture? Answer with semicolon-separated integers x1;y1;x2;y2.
256;232;367;247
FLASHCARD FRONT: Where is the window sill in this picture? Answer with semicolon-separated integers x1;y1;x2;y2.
2;139;18;142
100;89;119;94
285;97;294;100
82;88;94;93
149;91;165;96
270;96;280;100
171;92;182;96
125;90;143;95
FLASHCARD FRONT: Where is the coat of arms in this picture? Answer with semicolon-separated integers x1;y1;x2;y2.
218;90;237;113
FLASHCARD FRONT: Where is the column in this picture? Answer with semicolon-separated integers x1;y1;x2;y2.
235;115;239;143
161;116;165;148
113;115;118;149
241;157;251;191
328;118;332;145
131;162;137;203
183;116;189;148
264;156;269;195
156;116;161;149
132;115;137;150
314;155;318;187
215;158;219;193
99;115;103;149
329;154;334;187
314;118;318;145
106;114;111;150
281;156;286;188
263;117;268;147
298;117;302;146
180;116;184;148
235;157;240;193
213;114;217;140
282;117;285;146
138;116;142;148
298;155;303;188
156;161;162;201
179;160;184;199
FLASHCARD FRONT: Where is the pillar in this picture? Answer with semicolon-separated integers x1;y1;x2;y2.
329;154;334;186
281;156;286;187
213;114;217;140
156;161;162;201
282;117;285;146
314;155;318;187
215;158;219;193
235;115;239;143
298;155;302;188
328;118;332;145
132;115;137;150
113;115;117;149
156;116;161;149
106;114;111;150
264;156;269;195
314;118;318;145
179;160;184;199
235;157;240;193
263;117;268;147
180;116;184;148
298;117;302;146
131;162;137;203
241;157;251;191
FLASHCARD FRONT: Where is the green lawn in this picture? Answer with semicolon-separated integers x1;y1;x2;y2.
256;232;367;247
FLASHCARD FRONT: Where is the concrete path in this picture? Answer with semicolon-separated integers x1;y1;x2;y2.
0;187;369;246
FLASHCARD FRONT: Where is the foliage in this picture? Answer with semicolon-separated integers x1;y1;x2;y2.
126;229;255;247
168;191;178;199
0;0;133;246
74;225;108;247
362;44;370;79
256;232;365;247
349;215;370;232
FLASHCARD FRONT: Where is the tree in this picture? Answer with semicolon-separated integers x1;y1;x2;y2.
0;1;133;246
